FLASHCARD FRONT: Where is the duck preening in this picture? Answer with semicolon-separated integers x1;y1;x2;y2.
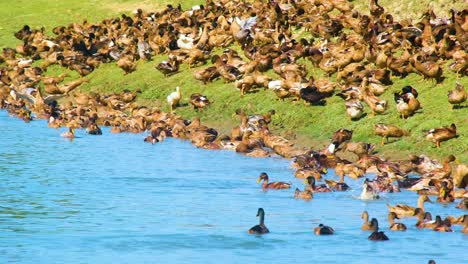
248;208;269;234
189;93;210;111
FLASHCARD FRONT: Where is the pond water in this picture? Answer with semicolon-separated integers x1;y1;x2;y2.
0;110;466;263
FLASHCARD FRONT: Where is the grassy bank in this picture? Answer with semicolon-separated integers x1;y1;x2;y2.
1;0;467;163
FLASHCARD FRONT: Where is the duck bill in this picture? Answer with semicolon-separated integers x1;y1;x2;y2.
256;178;261;184
303;179;308;185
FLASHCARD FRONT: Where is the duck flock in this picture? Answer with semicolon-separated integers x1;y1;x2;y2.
0;0;467;243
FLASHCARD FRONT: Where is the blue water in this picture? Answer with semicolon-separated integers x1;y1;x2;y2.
0;110;466;263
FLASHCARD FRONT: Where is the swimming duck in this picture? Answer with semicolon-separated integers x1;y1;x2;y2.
167;86;181;112
444;215;465;226
433;215;453;232
314;224;334;235
60;127;75;139
294;188;313;200
388;212;407;231
456;198;467;210
304;176;332;193
415;208;436;229
436;181;454;203
248;208;269;235
374;123;409;145
335;162;366;180
425;123;457;148
360;179;380;200
325;173;350;191
361;211;373;230
462;215;468;234
294;167;327;181
256;172;291;190
387;195;432;218
368;218;389;241
448;82;466;110
189;93;210;111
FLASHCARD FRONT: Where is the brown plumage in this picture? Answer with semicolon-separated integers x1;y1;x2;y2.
256;172;291;189
425;123;457;148
374;123;409;145
448;82;466;110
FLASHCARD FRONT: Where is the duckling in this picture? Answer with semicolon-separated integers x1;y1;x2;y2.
387;195;432;218
294;188;313;200
388;212;407;231
304;176;332;193
433;215;453;232
60;127;75;139
314;224;334;235
256;172;291;190
248;208;269;235
425;123;457;148
374;123;409;145
448;82;466;110
156;57;180;77
167;86;181;112
368;218;389;241
361;211;373;230
189;93;210;111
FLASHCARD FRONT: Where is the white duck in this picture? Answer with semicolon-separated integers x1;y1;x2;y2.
167;86;182;112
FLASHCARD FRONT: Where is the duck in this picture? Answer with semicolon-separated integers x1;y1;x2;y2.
368;218;389;241
394;87;422;119
117;55;137;75
444;215;465;226
374;123;409;145
448;82;466;110
433;215;453;232
167;86;181;112
60;127;75;139
388;212;407;231
325;173;350;191
189;93;210;111
415;208;436;229
335;162;366;180
425;123;457;148
156;57;180;77
387;195;432;218
256;172;291;190
360;179;380;200
327;128;353;154
299;85;333;105
462;215;468;234
294;188;313;200
314;224;334;235
248;208;269;235
361;78;387;116
456;198;467;209
454;164;468;188
361;211;373;231
436;181;454;203
304;176;332;193
345;99;365;120
295;167;326;181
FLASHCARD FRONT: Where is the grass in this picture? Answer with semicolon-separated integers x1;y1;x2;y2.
1;0;467;163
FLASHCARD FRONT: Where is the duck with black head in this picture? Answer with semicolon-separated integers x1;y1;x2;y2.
248;208;269;235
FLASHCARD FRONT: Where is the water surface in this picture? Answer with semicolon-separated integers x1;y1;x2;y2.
0;110;466;263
